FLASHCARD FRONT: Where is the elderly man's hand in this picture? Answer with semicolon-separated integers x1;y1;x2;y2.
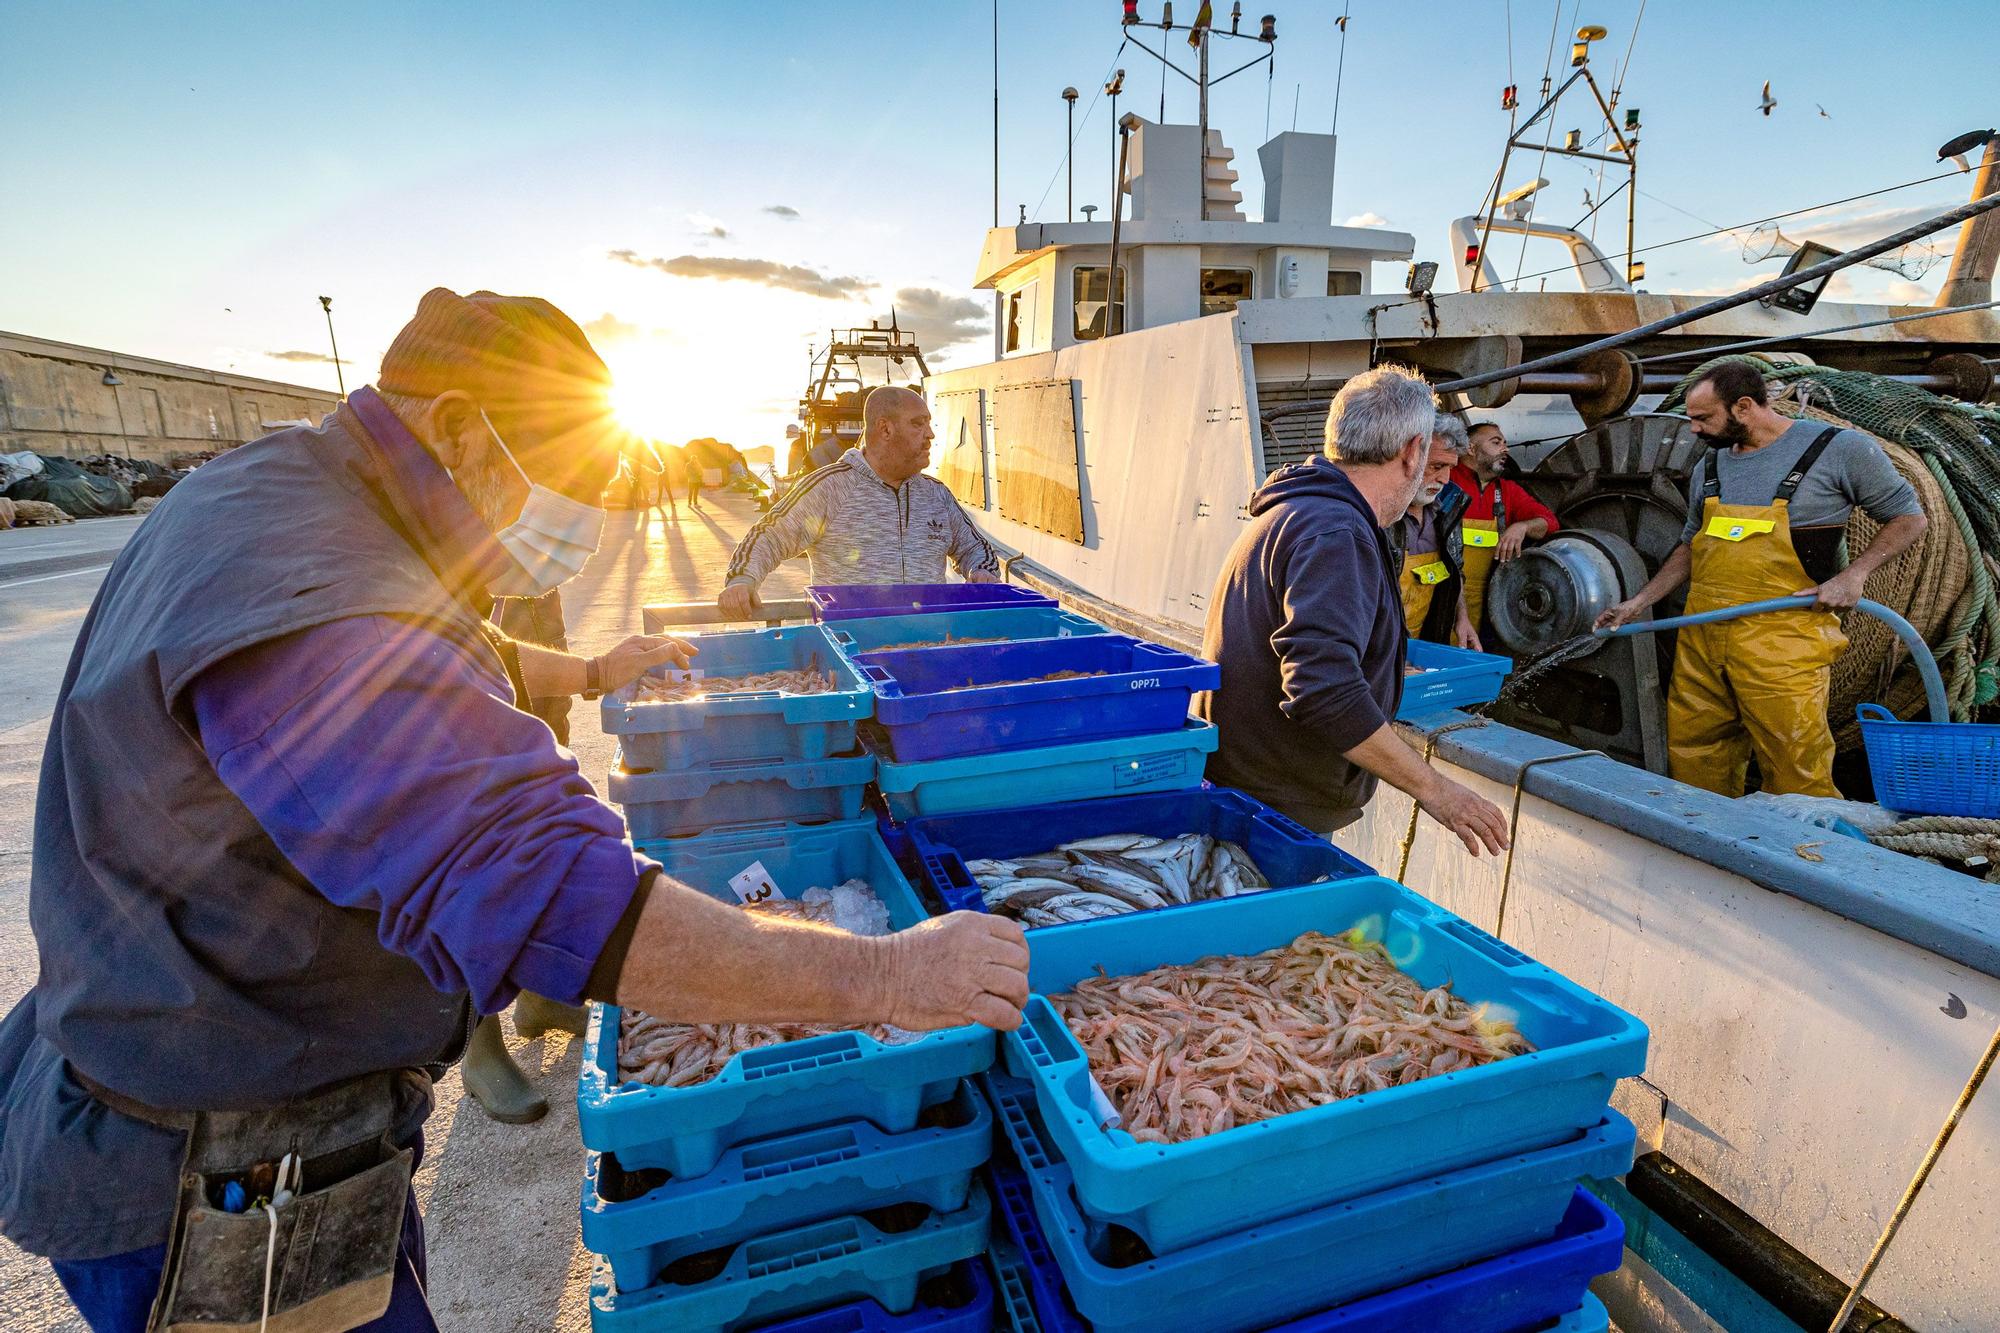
597;635;696;693
717;581;761;621
878;912;1029;1031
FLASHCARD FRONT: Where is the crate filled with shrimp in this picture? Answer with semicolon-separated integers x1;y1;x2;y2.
985;1073;1631;1333
602;623;872;771
578;818;995;1177
586;1186;994;1333
823;603;1111;663
999;876;1647;1253
853;634;1219;764
904;787;1370;924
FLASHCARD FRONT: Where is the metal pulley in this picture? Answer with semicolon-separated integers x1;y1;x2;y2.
1487;532;1628;656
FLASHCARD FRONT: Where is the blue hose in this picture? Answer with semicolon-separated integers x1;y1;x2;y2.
1594;594;1951;724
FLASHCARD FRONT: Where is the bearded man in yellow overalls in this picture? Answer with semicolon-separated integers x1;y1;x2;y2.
1395;413;1483;649
1597;361;1927;797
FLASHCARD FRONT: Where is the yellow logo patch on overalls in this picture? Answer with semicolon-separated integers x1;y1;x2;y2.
1703;515;1777;542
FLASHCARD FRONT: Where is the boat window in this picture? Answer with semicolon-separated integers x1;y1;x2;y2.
1327;270;1363;296
1199;266;1254;316
1004;280;1040;353
1071;266;1127;340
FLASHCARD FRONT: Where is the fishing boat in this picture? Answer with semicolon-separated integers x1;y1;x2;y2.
790;318;932;476
925;10;2000;1329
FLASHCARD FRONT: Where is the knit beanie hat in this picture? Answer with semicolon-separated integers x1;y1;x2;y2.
377;288;617;457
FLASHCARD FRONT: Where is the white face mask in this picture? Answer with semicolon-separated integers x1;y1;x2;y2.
475;409;605;597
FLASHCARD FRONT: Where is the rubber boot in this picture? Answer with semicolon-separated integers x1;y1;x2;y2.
459;1013;548;1124
513;991;589;1040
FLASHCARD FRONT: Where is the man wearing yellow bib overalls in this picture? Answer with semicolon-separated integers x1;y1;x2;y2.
1395;413;1483;649
1451;422;1562;633
1597;362;1926;797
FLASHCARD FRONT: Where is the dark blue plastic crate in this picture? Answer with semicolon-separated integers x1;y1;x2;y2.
865;721;1219;823
856;635;1219;763
905;786;1370;920
604;624;872;770
1396;639;1514;719
582;1082;994;1293
587;1183;991;1333
1857;703;2000;818
824;605;1109;660
986;1237;1046;1333
1001;876;1648;1252
755;1260;994;1333
986;1073;1634;1333
810;583;1056;622
578;820;996;1176
609;750;875;839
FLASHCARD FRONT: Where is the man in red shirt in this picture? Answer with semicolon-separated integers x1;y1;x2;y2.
1450;422;1561;631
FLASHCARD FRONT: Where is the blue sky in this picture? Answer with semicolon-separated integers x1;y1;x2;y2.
2;1;1990;444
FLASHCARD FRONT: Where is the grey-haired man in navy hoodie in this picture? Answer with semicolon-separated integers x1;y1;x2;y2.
1195;365;1510;852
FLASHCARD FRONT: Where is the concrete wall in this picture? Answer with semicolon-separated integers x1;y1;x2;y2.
0;331;340;465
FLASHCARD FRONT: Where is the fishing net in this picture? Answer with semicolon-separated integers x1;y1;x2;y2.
1663;356;2000;731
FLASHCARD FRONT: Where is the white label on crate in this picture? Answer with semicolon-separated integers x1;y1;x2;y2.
659;668;705;683
729;860;784;904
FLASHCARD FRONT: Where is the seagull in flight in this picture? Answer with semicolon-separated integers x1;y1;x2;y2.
1758;81;1777;116
1816;103;1831;119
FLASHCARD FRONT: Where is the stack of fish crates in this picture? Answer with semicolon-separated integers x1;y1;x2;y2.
601;622;876;839
969;875;1647;1332
807;585;1221;824
577;818;1001;1332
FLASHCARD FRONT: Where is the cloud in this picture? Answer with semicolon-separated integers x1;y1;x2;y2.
687;212;730;239
763;205;802;220
1344;211;1390;227
607;248;873;299
266;349;346;364
583;312;642;342
880;286;988;362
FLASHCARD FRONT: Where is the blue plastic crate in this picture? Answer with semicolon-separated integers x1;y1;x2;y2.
1545;1293;1610;1333
604;624;872;771
583;1082;994;1292
1396;639;1515;719
1857;703;2000;818
810;583;1056;622
987;1073;1634;1333
579;820;996;1176
1257;1189;1623;1333
865;721;1220;823
825;605;1110;661
857;635;1220;763
755;1260;994;1333
986;1238;1045;1333
609;750;875;839
905;786;1369;919
587;1183;992;1333
1000;876;1648;1252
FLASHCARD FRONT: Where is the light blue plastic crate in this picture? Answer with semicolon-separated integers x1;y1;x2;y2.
582;1082;993;1293
609;750;875;839
988;1073;1634;1333
1397;639;1515;719
857;635;1219;763
578;820;996;1176
1000;875;1648;1252
587;1183;992;1333
603;624;872;771
865;720;1219;823
755;1260;994;1333
825;605;1110;662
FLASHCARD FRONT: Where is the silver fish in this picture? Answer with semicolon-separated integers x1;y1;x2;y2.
1060;834;1163;853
